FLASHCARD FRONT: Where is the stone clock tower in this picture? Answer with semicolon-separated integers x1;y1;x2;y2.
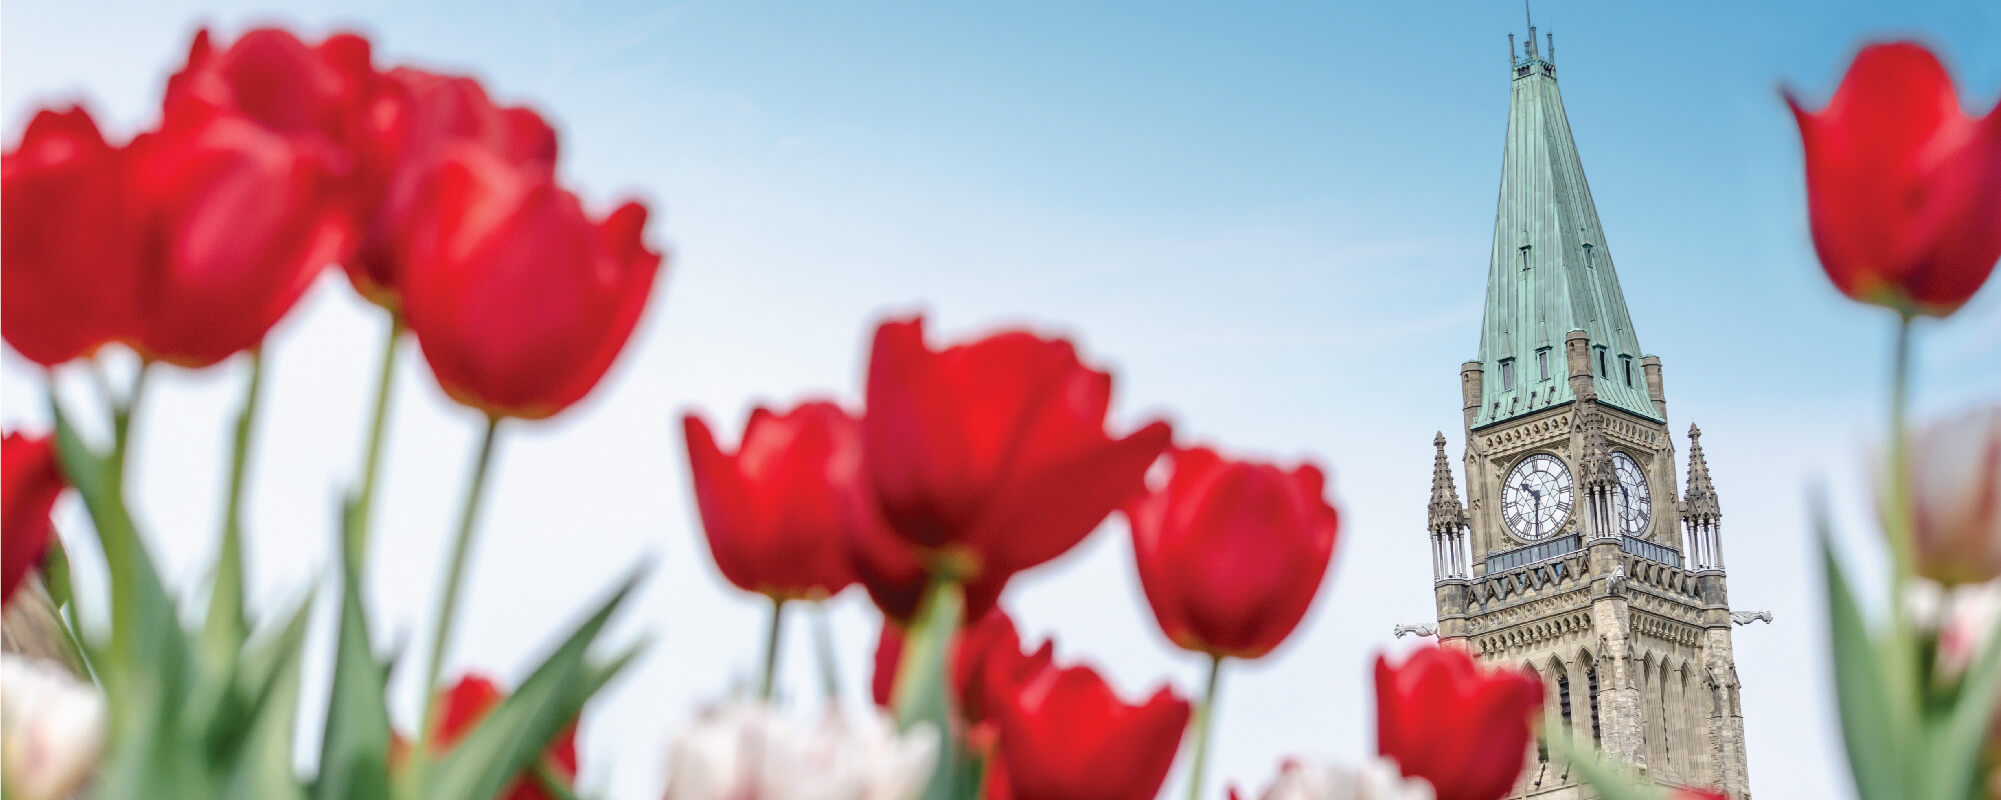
1416;21;1756;800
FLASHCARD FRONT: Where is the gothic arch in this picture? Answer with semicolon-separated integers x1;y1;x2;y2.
1577;647;1603;746
1681;660;1712;785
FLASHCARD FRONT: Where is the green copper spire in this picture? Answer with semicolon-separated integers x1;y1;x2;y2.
1472;24;1657;429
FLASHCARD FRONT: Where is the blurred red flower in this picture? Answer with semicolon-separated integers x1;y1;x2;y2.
2;432;65;608
862;315;1170;588
400;144;661;419
422;674;578;800
683;401;864;602
2;107;137;366
870;608;1053;749
1787;41;2001;318
1126;446;1338;660
847;503;1006;625
125;105;351;367
163;28;375;170
349;68;558;307
1376;644;1544;800
993;663;1189;800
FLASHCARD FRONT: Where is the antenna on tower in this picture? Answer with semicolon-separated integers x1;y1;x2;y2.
1524;0;1539;59
1509;33;1517;65
1548;33;1555;62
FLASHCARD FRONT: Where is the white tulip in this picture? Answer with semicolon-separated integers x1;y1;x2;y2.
664;700;937;800
1249;757;1437;800
0;654;105;800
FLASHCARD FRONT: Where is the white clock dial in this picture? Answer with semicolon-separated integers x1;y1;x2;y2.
1501;453;1574;540
1611;452;1651;535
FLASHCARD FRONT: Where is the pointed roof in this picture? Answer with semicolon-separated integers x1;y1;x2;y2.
1428;432;1467;531
1471;27;1659;429
1683;423;1721;520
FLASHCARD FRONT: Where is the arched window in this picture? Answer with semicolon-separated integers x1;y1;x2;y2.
1586;661;1603;744
1528;663;1548;763
1558;672;1573;729
1659;665;1674;769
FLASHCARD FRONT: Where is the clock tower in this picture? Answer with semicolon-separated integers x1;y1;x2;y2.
1420;20;1755;799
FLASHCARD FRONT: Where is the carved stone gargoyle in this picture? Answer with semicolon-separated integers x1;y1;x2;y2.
1392;623;1438;639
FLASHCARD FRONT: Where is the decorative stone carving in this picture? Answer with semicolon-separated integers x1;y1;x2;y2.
1730;610;1772;627
1393;623;1438;639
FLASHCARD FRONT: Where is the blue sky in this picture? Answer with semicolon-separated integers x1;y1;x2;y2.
4;1;2000;798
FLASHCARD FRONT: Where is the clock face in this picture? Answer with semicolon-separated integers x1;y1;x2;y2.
1610;452;1651;535
1501;453;1574;540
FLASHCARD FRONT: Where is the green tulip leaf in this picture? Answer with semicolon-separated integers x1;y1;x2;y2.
582;635;649;701
1817;508;1905;800
49;392;200;797
219;595;315;800
1930;610;2001;800
1546;733;1668;800
40;533;73;614
202;590;315;767
423;565;647;800
313;495;394;800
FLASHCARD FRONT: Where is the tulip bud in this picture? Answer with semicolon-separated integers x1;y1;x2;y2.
0;655;106;800
1894;405;2001;586
1785;42;2001;319
1375;644;1543;800
1126;446;1339;660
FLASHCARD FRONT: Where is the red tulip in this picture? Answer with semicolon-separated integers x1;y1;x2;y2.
2;107;137;366
1786;42;2001;318
683;401;864;601
862;316;1171;587
121;106;352;367
2;432;66;607
870;608;1054;746
349;68;558;306
424;674;578;800
400;144;661;419
163;28;375;168
1126;446;1338;659
994;662;1190;800
847;504;1006;625
1376;644;1544;800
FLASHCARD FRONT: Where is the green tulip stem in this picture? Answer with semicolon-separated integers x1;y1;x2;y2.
811;603;843;703
760;597;788;701
109;360;150;482
1882;314;1924;764
416;415;503;763
350;314;404;565
1186;654;1225;800
206;347;265;644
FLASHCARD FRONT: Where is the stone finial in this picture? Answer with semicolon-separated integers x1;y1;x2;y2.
1684;422;1721;520
1427;433;1467;532
1575;401;1616;489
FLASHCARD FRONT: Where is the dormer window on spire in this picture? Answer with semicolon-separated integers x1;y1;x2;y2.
1500;358;1516;390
